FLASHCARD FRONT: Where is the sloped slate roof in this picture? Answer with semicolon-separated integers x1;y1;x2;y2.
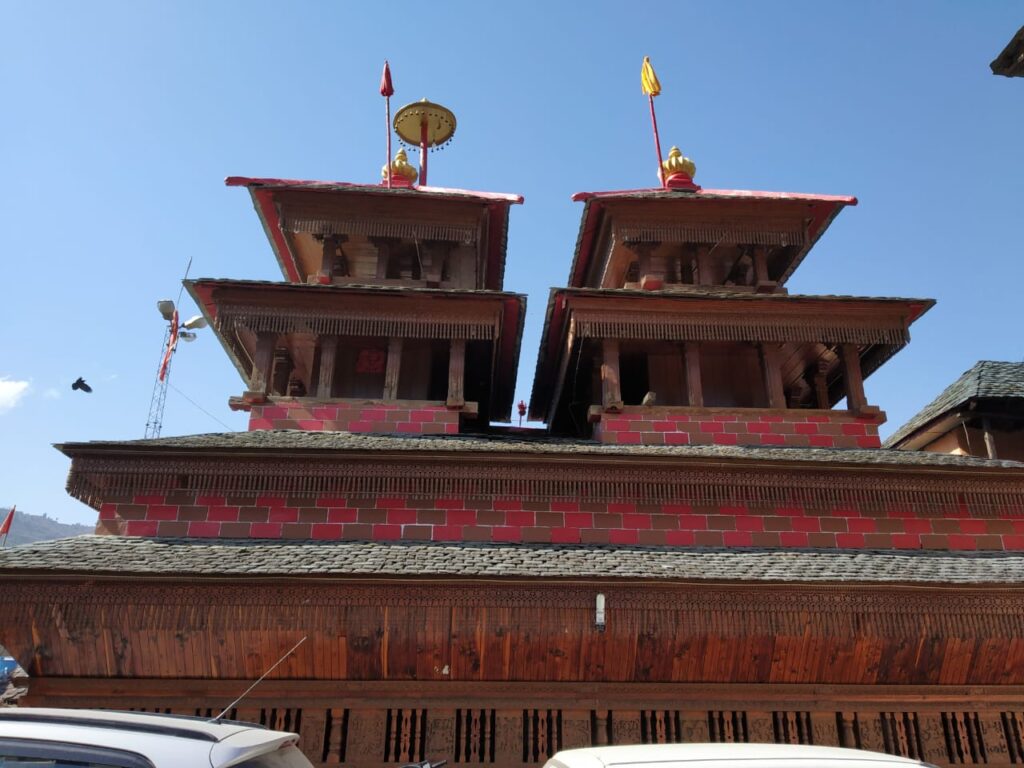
3;536;1024;584
56;429;1024;469
886;361;1024;448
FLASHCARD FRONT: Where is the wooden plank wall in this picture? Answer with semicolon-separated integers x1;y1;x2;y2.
22;679;1024;768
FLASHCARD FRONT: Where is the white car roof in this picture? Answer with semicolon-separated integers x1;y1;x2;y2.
0;708;302;767
545;743;927;768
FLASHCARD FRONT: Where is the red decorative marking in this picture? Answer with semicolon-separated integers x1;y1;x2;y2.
903;519;932;534
759;434;787;446
809;435;833;447
1002;535;1024;550
856;436;882;449
435;498;465;509
960;519;988;534
133;495;165;505
841;423;867;436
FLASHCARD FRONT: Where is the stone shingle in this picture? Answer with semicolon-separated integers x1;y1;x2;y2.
3;535;1024;584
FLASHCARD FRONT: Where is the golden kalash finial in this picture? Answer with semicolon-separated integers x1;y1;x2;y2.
661;146;700;190
382;148;419;187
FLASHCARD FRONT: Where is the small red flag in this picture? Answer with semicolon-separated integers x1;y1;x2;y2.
0;506;14;536
379;60;394;98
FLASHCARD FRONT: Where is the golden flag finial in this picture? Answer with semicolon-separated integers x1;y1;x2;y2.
641;56;661;97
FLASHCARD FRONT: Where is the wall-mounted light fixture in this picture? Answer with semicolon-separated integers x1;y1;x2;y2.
595;593;606;632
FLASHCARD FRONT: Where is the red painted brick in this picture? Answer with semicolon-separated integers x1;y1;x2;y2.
250;522;283;538
846;518;876;533
386;508;417;525
794;423;819;435
947;534;978;550
652;421;676;432
99;503;118;521
376;497;405;509
759;434;787;446
145;505;179;521
664;432;690;445
608;502;636;514
494;499;522;511
616;432;642;445
760;414;784;423
551;501;580;513
125;520;159;536
856;436;882;449
565;512;593;528
791;517;822;532
444;422;459;434
960;519;988;535
603;419;631;431
207;506;240;522
188;521;221;538
311;523;343;540
435;498;465;509
713;433;739;446
432;525;463;541
133;494;165;505
507;510;534;526
248;417;275;430
409;409;437;422
903;519;932;534
841;423;867;436
747;422;773;433
622;513;652;529
780;531;809;547
447;509;477;525
491;526;522;542
809;435;834;447
609;529;640;545
661;503;693;514
1002;535;1024;550
372;524;403;540
710;413;739;422
323;508;354;524
196;495;226;506
891;533;920;549
735;516;764;532
665;530;696;546
774;506;805;517
805;414;830;423
700;421;725;433
723;531;753;546
268;507;299;523
551;528;581;543
677;515;708;530
257;495;288;507
836;533;866;548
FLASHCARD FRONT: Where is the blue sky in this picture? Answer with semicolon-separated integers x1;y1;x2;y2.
2;2;1022;525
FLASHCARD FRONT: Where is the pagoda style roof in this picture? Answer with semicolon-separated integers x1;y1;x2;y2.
529;286;933;422
566;187;857;289
226;176;522;289
56;429;1020;469
186;278;526;421
4;536;1024;584
886;361;1024;449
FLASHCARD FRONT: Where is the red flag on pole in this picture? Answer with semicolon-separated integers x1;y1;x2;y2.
158;310;179;382
0;506;14;536
381;60;394;189
379;60;394;97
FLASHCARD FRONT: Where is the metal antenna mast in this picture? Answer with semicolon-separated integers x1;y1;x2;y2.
144;259;206;438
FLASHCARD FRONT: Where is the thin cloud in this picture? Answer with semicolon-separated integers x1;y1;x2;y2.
43;387;62;400
0;378;30;414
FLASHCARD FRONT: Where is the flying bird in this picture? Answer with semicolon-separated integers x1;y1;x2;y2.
71;377;93;393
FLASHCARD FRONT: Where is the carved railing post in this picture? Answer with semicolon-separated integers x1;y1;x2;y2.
249;331;276;395
447;338;466;408
760;343;787;409
384;337;404;400
601;339;623;410
317;336;338;399
684;341;703;407
840;344;868;413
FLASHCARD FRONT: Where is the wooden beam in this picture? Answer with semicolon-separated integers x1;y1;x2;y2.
814;360;830;409
695;245;713;285
317;336;338;399
447;338;466;408
249;332;276;394
626;242;664;290
600;338;623;410
684;341;703;407
760;343;787;409
982;417;999;460
839;344;867;413
383;337;403;401
370;237;395;280
752;246;778;293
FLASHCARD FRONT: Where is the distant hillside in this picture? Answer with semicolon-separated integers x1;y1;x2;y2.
1;508;92;547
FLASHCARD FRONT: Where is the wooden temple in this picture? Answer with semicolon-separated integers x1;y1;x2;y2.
4;138;1024;768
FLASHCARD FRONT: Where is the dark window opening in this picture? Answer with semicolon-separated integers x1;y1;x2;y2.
700;342;768;408
334;337;387;398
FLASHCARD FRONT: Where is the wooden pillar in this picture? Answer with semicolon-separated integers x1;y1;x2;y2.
383;337;403;400
420;240;453;285
447;338;465;408
370;237;397;279
320;234;347;280
684;341;703;407
752;246;777;293
249;332;276;394
600;339;623;410
317;336;338;399
839;344;867;412
814;360;830;409
983;417;999;460
760;343;787;409
270;349;292;396
695;245;714;286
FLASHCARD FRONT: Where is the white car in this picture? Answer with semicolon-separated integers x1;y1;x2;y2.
0;707;314;767
543;744;937;768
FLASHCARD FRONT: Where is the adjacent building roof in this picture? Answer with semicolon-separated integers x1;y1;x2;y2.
3;535;1024;584
991;25;1024;77
886;361;1024;449
226;176;522;288
55;428;1023;469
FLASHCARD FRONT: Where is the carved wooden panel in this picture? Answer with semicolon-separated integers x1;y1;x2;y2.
454;709;495;763
523;709;562;764
640;710;683;743
772;711;813;744
384;708;427;764
708;710;749;742
323;708;349;764
944;712;988;764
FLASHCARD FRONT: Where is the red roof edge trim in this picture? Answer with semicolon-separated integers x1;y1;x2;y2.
572;187;857;205
529;289;569;423
252;189;301;283
570;201;604;288
226;176;523;204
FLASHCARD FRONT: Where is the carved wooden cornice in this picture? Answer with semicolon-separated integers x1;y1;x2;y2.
216;303;500;341
614;220;806;247
570;308;909;345
281;215;478;245
65;453;1024;512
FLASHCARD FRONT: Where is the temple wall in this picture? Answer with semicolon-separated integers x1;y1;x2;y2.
592;407;883;448
248;399;461;435
97;492;1024;550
